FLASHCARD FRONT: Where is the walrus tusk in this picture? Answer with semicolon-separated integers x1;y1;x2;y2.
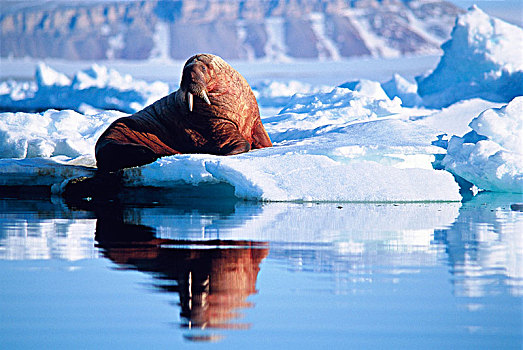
187;91;193;112
201;90;211;105
187;90;210;112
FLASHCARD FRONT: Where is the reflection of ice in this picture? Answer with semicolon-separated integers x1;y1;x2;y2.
0;219;97;261
147;202;460;244
0;199;97;261
0;194;521;297
436;193;523;297
107;201;463;298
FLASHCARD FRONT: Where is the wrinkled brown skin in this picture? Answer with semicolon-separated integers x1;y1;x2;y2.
95;54;272;172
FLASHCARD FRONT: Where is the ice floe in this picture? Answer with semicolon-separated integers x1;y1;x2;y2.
417;6;523;108
443;97;523;193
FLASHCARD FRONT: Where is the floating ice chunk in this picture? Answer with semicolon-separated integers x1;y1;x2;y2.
125;152;461;202
72;64;133;90
382;74;422;107
417;6;523;108
443;97;523;193
469;98;522;152
0;80;37;102
35;63;71;87
338;79;391;101
0;64;169;113
0;157;95;187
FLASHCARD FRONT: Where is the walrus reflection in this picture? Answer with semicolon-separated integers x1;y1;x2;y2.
95;220;268;333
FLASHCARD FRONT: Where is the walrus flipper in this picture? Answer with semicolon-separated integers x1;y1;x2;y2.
223;140;251;155
96;141;159;173
251;120;273;149
95;113;179;172
208;120;251;156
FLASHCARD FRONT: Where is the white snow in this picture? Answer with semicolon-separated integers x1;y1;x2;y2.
443;97;523;193
381;74;422;107
0;109;123;159
417;6;523;108
338;79;392;101
0;63;169;113
265;84;402;141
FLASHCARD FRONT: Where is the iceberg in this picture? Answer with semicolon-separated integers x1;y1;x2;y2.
417;6;523;108
443;97;523;193
0;63;169;113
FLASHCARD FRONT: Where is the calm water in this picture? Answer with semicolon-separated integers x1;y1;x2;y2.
0;193;521;349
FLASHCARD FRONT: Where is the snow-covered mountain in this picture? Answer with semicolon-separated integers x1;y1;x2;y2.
1;0;462;60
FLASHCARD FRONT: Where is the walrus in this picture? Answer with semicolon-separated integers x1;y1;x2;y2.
95;54;272;172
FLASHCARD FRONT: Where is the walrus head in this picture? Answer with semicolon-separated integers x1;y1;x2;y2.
180;54;218;112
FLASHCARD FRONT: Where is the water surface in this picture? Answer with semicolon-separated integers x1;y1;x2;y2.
0;193;521;349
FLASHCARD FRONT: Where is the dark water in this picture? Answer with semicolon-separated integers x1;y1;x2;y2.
0;193;521;349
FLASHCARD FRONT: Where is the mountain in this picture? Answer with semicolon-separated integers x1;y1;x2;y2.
0;0;463;61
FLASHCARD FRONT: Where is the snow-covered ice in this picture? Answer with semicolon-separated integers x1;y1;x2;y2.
417;6;523;108
0;109;123;159
265;84;402;142
443;97;523;193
